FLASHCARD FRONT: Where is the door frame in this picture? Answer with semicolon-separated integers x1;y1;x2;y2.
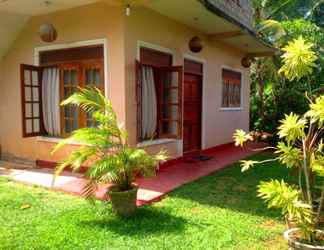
183;54;207;152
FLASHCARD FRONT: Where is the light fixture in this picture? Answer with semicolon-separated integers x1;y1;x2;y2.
241;57;252;68
126;4;131;16
39;1;57;43
189;36;203;53
39;23;57;43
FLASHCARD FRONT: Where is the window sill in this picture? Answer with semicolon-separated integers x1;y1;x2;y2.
137;138;178;148
37;136;178;148
219;107;243;112
36;136;86;146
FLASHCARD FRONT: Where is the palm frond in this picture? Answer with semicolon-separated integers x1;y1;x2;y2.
82;179;98;202
61;87;109;114
54;146;98;177
258;20;287;41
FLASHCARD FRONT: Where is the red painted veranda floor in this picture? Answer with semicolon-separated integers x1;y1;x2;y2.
0;142;264;206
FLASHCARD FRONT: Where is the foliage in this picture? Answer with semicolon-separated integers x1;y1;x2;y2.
250;3;324;137
278;37;317;81
275;142;301;168
0;153;289;250
306;96;324;126
277;113;306;142
234;95;324;243
53;87;166;198
258;180;313;224
233;129;253;147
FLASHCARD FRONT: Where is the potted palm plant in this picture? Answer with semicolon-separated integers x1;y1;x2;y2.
53;87;166;217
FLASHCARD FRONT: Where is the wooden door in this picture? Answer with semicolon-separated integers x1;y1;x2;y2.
183;60;203;154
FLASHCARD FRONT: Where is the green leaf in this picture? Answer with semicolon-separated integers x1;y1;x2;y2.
233;129;253;147
240;160;258;172
275;142;302;168
278;36;317;81
305;95;324;127
277;113;306;142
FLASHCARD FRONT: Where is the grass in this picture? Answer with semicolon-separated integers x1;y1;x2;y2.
0;153;290;250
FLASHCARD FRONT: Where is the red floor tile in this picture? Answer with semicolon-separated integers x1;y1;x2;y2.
0;142;265;206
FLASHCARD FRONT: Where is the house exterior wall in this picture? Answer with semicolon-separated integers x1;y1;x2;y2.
0;2;250;164
0;3;126;163
125;7;250;158
0;59;3;159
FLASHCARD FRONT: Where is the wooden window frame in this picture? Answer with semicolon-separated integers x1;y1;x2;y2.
59;63;83;136
20;61;104;138
20;64;45;137
136;57;183;142
157;66;183;139
83;60;105;127
221;68;242;108
59;59;105;136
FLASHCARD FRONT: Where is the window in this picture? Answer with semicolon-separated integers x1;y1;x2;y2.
21;65;44;137
136;47;183;142
59;62;104;136
20;45;104;138
221;68;242;108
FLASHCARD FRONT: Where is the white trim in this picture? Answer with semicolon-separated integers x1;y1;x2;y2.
219;107;243;111
220;65;244;111
36;136;87;146
137;138;177;148
183;54;207;150
136;40;175;65
33;38;110;98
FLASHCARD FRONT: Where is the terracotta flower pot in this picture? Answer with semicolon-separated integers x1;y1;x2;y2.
108;185;138;217
284;228;324;250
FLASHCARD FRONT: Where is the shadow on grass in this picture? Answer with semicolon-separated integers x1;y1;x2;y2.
168;153;293;219
80;206;187;236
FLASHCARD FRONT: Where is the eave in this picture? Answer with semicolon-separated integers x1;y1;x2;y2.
201;0;276;57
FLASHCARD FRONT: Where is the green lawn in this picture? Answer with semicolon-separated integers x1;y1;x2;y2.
0;153;289;250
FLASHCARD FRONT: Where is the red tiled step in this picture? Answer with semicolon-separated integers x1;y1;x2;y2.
0;142;265;206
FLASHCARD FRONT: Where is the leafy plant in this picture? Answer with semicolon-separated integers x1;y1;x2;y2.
258;180;313;224
53;87;166;199
279;36;317;81
250;19;324;136
234;95;324;242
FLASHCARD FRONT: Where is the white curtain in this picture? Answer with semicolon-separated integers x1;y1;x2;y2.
142;66;157;139
42;67;60;137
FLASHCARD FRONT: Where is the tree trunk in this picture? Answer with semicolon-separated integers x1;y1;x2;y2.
256;60;265;124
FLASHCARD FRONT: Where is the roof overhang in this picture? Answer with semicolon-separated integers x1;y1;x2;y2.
0;0;276;60
144;0;276;57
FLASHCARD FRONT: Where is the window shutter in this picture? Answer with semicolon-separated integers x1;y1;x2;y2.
20;64;44;137
135;60;143;142
158;66;183;139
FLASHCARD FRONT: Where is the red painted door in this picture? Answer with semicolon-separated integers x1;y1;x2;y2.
183;69;202;154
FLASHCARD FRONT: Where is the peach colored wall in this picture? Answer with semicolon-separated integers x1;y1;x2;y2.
0;3;251;164
0;3;126;163
0;59;4;158
124;7;250;158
